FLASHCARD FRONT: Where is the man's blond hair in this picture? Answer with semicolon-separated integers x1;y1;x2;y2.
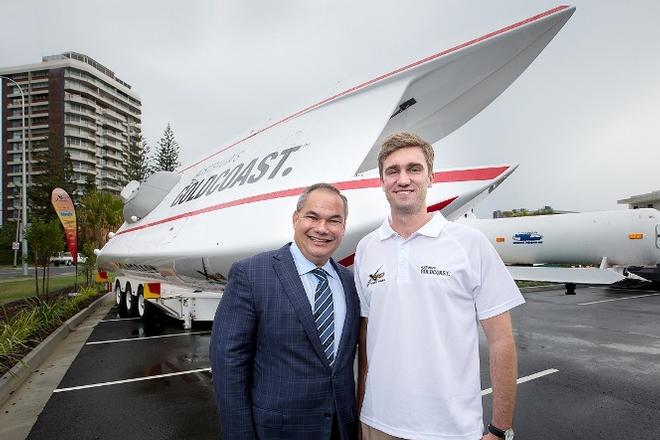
377;132;434;178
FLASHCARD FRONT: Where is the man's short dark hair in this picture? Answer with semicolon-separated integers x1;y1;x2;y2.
296;183;348;219
377;131;434;178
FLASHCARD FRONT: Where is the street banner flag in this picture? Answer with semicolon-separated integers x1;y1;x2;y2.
51;188;78;265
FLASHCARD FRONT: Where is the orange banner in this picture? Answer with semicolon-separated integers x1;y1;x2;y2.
51;188;78;264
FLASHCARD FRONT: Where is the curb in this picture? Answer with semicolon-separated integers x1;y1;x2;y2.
0;291;113;408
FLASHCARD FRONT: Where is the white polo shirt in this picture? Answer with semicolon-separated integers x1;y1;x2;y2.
355;213;524;440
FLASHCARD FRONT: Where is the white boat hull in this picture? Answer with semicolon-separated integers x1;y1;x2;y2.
97;5;575;290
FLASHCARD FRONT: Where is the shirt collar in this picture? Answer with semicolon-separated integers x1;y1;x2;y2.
289;242;336;278
377;217;396;240
416;212;448;237
378;212;448;240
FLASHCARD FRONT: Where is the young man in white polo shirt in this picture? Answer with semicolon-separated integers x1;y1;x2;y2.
355;132;524;440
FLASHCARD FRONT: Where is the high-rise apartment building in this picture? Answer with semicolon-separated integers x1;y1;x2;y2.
1;51;141;223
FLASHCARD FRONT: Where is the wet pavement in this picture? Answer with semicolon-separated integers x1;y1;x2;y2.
24;285;660;439
27;312;218;440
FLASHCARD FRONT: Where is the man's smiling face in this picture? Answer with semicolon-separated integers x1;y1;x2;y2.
292;189;346;266
380;146;433;215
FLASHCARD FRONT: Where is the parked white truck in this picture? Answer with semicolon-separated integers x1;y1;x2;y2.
50;252;87;266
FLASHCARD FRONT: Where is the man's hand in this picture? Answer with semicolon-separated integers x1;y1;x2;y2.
481;433;501;440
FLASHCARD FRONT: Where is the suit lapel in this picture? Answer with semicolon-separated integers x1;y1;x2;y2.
272;244;330;368
333;261;358;368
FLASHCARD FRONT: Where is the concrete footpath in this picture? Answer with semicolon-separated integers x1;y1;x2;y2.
0;292;114;440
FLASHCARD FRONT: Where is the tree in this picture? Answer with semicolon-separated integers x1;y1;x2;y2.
0;222;18;265
78;190;123;285
27;131;76;222
25;219;64;297
153;123;180;172
78;190;123;247
502;206;556;217
82;174;97;195
125;134;153;182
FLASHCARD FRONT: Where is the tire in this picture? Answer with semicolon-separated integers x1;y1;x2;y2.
66;260;72;266
124;284;137;316
115;282;125;311
137;285;150;319
54;261;60;267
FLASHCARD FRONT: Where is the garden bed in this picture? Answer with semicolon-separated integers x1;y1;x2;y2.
0;286;102;377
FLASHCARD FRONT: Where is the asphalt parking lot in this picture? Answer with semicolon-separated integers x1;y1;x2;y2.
24;285;660;439
27;312;218;439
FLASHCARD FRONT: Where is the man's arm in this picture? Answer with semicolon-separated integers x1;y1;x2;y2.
210;262;258;439
480;311;517;439
357;317;368;416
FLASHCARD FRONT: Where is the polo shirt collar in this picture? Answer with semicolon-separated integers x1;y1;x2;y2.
378;212;448;240
416;212;448;237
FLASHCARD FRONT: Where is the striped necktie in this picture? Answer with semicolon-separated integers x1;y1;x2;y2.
311;267;335;366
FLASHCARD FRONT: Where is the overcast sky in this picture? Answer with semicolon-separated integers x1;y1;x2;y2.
1;0;658;217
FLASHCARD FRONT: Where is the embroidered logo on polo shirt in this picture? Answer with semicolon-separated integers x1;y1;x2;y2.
420;265;451;277
367;266;386;286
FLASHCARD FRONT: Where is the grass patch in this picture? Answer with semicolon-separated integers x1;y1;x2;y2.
0;286;101;377
0;274;80;305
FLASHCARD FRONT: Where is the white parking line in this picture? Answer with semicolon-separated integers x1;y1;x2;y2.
481;368;558;396
86;331;211;345
578;293;660;306
100;317;141;322
53;368;212;393
588;287;660;293
54;367;559;395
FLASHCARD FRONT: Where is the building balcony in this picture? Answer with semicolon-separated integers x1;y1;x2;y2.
28;98;49;105
65;143;97;155
27;134;48;142
65;118;97;130
72;165;96;175
69;153;97;165
101;118;124;131
103;151;124;162
65;70;120;94
102;162;124;173
64;129;97;142
6;113;27;120
64;105;95;118
99;106;127;123
64;92;98;110
103;130;124;142
101;139;123;151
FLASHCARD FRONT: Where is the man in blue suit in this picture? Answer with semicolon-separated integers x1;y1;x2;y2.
211;183;360;440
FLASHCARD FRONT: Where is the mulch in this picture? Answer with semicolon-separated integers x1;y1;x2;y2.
0;286;101;377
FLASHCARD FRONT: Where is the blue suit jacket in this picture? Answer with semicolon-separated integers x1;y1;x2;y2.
210;244;360;440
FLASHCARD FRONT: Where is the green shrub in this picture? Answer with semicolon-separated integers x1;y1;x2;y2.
0;287;101;375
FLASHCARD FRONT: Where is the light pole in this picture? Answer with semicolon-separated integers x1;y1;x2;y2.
1;75;29;276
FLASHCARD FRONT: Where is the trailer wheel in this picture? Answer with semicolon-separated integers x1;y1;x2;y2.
137;285;150;319
565;283;576;295
66;260;72;266
124;284;136;316
115;282;125;310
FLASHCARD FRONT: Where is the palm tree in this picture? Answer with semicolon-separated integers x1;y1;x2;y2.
78;191;124;285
